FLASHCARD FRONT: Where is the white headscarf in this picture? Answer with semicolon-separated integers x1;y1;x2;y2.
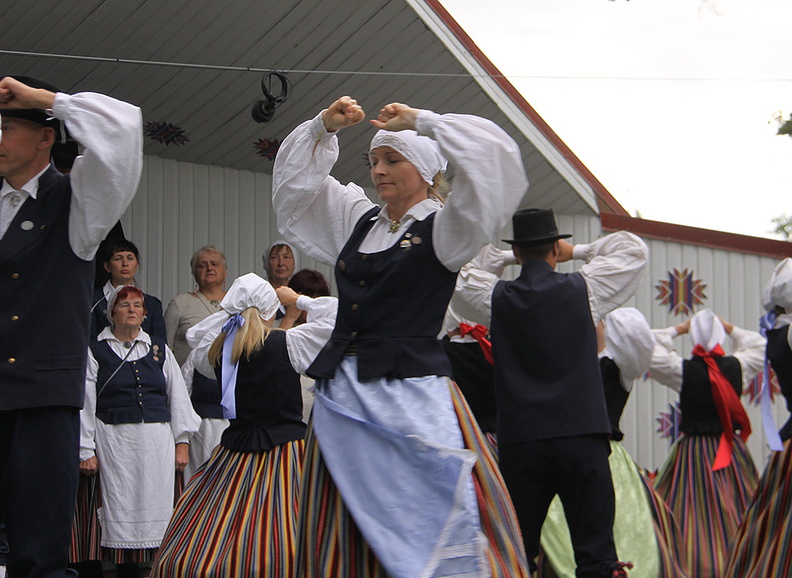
105;285;144;326
762;257;792;313
603;308;653;392
369;129;447;185
263;240;299;283
690;308;727;352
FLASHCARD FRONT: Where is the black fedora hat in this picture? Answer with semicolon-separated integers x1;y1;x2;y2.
0;75;64;134
502;208;572;246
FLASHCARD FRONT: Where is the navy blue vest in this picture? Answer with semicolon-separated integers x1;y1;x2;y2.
308;207;457;381
190;369;224;419
766;327;792;440
491;261;610;445
90;337;170;425
90;288;166;341
214;330;306;452
680;356;743;435
600;357;629;441
0;167;94;410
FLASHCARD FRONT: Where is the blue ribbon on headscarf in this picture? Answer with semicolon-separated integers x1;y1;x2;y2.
759;310;783;452
220;313;245;419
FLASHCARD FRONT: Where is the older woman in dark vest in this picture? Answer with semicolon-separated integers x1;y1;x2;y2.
272;96;529;577
78;286;199;577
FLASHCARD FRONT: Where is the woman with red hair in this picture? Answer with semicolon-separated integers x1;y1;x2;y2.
78;286;199;577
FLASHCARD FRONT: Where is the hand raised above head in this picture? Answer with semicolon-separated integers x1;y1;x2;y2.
322;96;365;132
370;102;419;132
556;239;575;263
0;76;55;110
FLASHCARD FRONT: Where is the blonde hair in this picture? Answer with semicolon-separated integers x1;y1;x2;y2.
208;307;272;366
429;172;450;203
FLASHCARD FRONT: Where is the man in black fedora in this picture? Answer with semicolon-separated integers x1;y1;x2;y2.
450;208;648;577
0;76;142;577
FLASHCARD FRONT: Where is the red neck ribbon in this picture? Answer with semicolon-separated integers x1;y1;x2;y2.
692;343;751;471
459;323;493;365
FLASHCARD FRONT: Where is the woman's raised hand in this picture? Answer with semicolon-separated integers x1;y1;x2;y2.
370;102;420;132
322;96;365;132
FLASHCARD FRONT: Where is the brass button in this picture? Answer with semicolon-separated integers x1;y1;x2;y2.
10;315;18;321
351;304;358;311
358;280;365;287
11;273;19;279
8;358;15;364
361;254;368;261
350;331;358;338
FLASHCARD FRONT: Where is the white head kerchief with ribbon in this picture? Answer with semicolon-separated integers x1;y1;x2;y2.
184;272;280;419
369;129;447;185
690;308;726;352
603;307;653;392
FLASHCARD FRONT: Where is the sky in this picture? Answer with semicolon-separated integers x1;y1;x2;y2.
442;0;792;240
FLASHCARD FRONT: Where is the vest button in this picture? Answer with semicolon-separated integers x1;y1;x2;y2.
351;304;358;311
358;280;365;287
361;254;368;261
8;358;15;364
350;331;358;338
10;315;18;321
11;273;19;279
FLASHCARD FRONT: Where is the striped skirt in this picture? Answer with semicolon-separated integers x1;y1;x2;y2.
722;439;792;577
653;433;758;578
69;474;102;563
637;470;690;577
296;381;529;577
150;440;304;578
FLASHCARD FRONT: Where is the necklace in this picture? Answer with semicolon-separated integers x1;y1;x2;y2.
389;219;401;234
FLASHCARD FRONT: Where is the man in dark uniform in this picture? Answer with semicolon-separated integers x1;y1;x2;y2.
0;76;142;577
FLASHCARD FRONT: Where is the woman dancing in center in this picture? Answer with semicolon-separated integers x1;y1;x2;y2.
272;96;529;577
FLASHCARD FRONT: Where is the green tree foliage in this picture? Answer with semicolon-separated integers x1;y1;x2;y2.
774;111;792;137
771;112;791;240
772;214;792;241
